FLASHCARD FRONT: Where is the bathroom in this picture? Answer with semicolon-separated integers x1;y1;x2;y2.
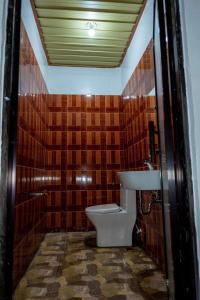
0;0;199;299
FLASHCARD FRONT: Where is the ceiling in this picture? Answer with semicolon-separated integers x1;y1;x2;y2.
32;0;146;68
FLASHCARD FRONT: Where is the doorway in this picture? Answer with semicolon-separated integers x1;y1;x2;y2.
0;0;199;299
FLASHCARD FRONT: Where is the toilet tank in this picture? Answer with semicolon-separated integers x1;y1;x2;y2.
120;187;136;214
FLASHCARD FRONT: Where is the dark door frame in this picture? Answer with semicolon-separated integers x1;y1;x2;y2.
0;0;21;299
0;0;199;299
154;0;199;299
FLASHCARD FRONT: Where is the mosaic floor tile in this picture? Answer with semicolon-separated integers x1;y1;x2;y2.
14;232;168;300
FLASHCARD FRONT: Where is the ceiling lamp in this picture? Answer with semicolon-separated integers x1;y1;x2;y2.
123;96;130;100
87;22;97;38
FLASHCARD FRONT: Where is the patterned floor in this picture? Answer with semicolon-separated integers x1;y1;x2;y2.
14;232;168;300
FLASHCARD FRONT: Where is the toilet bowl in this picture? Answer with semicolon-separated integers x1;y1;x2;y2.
85;189;137;247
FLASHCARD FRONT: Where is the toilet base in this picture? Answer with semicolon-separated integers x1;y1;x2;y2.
86;210;136;248
96;227;133;247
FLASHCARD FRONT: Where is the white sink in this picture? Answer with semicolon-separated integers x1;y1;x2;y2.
117;170;161;190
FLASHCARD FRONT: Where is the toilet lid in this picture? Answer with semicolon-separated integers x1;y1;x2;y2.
86;204;121;214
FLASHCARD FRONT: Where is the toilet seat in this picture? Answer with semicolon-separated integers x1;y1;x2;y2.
85;204;121;214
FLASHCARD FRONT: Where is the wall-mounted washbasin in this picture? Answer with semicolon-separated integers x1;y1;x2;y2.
117;170;161;190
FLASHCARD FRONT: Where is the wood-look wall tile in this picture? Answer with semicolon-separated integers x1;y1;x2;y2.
14;22;48;289
122;40;164;270
46;94;122;232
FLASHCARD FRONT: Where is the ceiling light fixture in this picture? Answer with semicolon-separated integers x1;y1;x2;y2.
123;96;130;100
131;95;137;100
87;22;97;38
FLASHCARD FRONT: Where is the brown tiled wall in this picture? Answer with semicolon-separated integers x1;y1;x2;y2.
122;41;165;270
46;95;123;231
13;23;48;288
122;96;159;170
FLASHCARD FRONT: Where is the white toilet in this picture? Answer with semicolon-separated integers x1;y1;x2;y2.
85;187;137;247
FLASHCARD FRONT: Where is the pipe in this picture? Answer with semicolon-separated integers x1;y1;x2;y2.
139;190;162;215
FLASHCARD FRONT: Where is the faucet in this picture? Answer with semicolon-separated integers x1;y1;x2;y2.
144;159;154;170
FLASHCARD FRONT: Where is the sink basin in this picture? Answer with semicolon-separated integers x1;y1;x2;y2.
117;170;161;190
